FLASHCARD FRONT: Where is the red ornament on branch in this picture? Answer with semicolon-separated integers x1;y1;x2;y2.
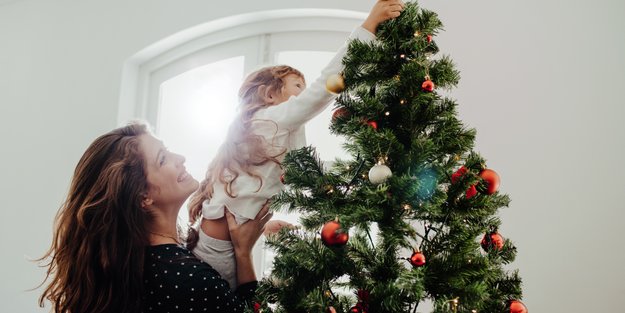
481;231;504;251
367;120;378;130
349;307;363;313
422;79;435;92
451;166;478;199
427;34;433;43
479;168;500;195
321;219;349;246
409;251;426;267
508;300;528;313
466;185;478;199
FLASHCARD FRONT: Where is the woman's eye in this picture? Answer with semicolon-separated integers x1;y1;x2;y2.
159;155;166;165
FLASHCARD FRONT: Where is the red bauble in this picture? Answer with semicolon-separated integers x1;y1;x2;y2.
349;306;363;313
367;121;378;130
452;166;478;199
321;220;349;246
280;173;286;184
427;34;433;43
481;231;504;251
409;251;426;267
466;185;478;199
479;169;500;194
508;300;528;313
422;79;435;92
451;166;468;183
253;302;261;313
332;107;350;122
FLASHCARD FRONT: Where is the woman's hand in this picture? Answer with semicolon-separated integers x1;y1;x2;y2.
362;0;405;34
225;201;273;257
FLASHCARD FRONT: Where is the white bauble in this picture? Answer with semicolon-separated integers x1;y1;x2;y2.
368;164;392;185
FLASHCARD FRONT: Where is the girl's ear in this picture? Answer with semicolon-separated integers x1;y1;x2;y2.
259;85;276;105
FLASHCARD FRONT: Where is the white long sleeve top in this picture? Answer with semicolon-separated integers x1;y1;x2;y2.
202;26;376;223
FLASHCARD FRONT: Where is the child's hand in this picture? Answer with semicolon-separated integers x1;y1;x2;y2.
263;220;295;236
362;0;405;34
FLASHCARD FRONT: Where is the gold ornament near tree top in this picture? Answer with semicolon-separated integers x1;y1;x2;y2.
326;73;345;94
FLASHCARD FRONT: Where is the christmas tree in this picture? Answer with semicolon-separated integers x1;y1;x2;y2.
255;2;526;312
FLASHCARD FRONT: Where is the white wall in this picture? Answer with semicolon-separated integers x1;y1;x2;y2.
1;0;623;312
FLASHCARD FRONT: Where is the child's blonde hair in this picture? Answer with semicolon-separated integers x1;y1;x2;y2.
188;65;305;224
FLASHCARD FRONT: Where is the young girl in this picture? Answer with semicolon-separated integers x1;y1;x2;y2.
188;0;405;289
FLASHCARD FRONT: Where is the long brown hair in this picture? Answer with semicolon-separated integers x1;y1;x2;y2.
187;65;304;224
38;123;152;313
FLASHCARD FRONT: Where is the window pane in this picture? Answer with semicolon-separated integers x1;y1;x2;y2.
276;51;350;163
158;56;244;225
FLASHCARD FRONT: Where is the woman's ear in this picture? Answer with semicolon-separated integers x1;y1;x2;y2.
141;193;154;208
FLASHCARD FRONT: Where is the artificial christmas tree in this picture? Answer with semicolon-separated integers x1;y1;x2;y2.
255;2;525;312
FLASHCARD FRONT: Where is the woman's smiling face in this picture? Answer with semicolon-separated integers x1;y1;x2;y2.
139;133;199;210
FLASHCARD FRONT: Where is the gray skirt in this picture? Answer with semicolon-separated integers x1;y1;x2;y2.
192;230;237;290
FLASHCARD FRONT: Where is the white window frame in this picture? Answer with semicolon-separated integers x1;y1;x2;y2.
117;8;367;277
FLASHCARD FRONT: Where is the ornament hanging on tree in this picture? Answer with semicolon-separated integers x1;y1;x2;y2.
331;107;350;122
409;251;426;267
321;219;349;246
479;168;500;194
466;185;478;199
369;160;392;185
451;166;478;199
326;306;337;313
481;231;504;251
427;34;433;43
422;75;435;92
349;306;363;313
422;79;435;92
280;173;286;184
326;73;345;94
253;302;261;313
367;120;378;130
507;300;528;313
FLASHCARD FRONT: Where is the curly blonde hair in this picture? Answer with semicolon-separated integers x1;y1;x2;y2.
187;65;304;226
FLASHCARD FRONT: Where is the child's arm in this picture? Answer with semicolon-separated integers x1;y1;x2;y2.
255;0;404;130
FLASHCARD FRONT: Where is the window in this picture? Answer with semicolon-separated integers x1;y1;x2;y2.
119;9;366;278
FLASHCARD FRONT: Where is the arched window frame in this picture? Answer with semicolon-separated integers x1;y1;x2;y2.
118;9;367;128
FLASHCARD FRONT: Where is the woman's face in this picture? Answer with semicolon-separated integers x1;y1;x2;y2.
139;134;199;210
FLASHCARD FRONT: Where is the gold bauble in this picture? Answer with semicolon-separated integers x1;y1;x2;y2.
326;73;345;94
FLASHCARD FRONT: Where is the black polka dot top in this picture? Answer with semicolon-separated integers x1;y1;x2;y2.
142;244;257;313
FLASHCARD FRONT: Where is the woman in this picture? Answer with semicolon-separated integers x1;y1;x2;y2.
38;122;270;312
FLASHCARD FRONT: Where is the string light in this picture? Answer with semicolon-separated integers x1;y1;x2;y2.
385;111;390;116
448;298;459;313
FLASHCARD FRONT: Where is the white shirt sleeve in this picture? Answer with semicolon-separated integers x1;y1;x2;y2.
254;26;376;131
